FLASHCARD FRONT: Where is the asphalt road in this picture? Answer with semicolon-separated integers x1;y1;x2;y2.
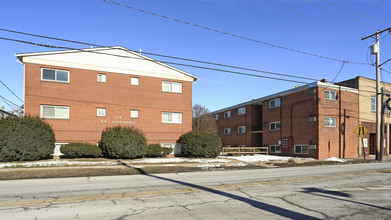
0;162;390;219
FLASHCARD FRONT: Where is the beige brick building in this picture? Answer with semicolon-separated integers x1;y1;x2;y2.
16;46;197;155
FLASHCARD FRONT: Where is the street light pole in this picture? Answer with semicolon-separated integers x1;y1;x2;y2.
362;27;391;161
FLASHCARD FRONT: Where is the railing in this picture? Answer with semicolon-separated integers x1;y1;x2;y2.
222;146;268;156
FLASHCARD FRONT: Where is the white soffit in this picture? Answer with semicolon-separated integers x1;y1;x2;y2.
16;46;197;82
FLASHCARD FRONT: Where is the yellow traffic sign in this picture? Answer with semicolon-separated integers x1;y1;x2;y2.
353;125;368;138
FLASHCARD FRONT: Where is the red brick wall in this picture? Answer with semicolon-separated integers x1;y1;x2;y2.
263;89;319;158
215;104;262;147
24;63;193;145
317;87;359;159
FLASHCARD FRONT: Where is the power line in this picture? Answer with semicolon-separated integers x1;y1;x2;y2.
303;0;379;29
0;36;312;84
320;0;391;26
0;28;319;81
0;80;23;103
260;0;363;37
102;0;369;65
0;94;18;108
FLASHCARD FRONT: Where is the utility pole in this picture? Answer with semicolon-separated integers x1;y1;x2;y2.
380;87;384;161
362;27;391;161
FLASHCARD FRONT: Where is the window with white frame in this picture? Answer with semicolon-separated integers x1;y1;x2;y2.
238;126;246;134
224;128;231;135
371;97;376;111
131;110;139;119
97;108;106;117
42;68;69;82
324;90;336;100
294;145;309;154
270;121;281;131
224;111;231;118
269;98;281;108
41;105;69;119
238;107;246;115
162;81;182;93
131;77;139;86
162;112;182;124
214;130;219;135
214;114;218;120
270;145;281;153
224;145;231;148
324;117;337;127
97;74;106;82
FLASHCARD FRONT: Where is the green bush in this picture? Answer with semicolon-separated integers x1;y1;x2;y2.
178;131;222;157
145;144;162;157
162;147;173;156
61;143;102;158
100;126;147;159
0;116;55;162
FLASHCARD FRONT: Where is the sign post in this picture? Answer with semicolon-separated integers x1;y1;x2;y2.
354;125;369;160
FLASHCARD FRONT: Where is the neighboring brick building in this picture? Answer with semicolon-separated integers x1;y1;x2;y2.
338;76;391;156
212;81;359;159
16;46;197;155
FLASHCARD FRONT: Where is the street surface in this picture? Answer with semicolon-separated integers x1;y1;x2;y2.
0;162;390;219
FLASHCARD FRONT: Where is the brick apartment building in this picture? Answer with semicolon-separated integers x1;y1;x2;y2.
338;76;390;156
212;80;359;159
16;46;197;155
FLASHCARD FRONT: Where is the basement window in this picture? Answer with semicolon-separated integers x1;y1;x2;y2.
270;145;281;153
294;145;309;154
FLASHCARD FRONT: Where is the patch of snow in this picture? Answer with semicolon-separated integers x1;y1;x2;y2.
132;158;231;164
325;157;346;163
225;163;248;167
222;154;291;163
0;160;118;169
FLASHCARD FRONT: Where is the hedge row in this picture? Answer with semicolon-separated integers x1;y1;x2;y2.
0;117;222;161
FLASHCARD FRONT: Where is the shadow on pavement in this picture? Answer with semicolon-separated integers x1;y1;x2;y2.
117;161;321;219
301;187;391;211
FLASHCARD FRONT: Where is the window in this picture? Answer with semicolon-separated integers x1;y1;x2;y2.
324;90;336;100
224;111;231;118
324;117;336;127
371;97;376;111
294;145;309;154
238;126;246;134
224;145;231;148
162;81;182;93
269;98;281;108
162;112;182;124
131;77;139;86
97;74;106;82
97;108;106;117
270;121;281;131
224;128;231;135
238;107;246;115
214;130;219;135
42;68;69;82
41;105;69;119
214;114;219;120
238;145;246;148
270;145;281;153
131;110;139;119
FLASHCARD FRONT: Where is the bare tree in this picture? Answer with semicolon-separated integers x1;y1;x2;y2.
192;104;216;133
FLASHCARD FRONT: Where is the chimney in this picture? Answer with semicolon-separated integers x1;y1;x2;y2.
1;106;4;111
321;79;327;83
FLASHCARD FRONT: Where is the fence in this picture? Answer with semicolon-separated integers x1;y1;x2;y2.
222;146;268;156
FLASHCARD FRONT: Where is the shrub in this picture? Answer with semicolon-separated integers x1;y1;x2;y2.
162;147;173;156
0;116;55;162
61;143;102;158
145;144;162;157
178;131;222;157
100;126;147;159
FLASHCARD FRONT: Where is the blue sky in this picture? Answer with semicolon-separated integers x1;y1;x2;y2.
1;0;391;112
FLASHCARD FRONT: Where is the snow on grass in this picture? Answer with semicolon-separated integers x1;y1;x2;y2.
132;158;231;164
325;157;346;163
222;154;291;163
0;160;118;169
